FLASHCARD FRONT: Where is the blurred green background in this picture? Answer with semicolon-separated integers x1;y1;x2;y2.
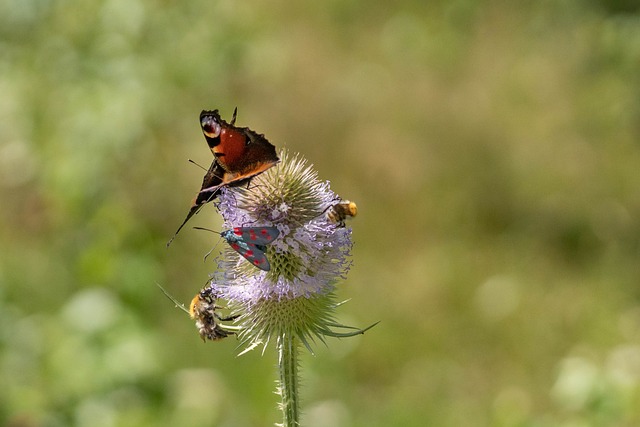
2;0;640;426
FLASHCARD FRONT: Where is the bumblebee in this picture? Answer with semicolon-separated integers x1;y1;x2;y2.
189;287;238;342
326;200;358;226
157;283;238;342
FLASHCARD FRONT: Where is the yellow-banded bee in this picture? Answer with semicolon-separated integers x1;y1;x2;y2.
157;283;238;342
189;287;238;342
326;200;358;226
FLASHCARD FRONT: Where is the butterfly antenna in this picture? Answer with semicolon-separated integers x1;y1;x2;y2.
231;107;238;125
188;159;208;171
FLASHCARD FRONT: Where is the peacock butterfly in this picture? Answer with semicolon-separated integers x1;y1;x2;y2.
168;108;279;246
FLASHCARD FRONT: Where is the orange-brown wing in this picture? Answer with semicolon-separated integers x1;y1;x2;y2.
200;110;279;185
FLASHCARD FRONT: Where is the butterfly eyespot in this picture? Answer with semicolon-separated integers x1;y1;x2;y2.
201;117;221;138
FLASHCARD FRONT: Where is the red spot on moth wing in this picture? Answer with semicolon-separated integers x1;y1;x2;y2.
245;250;254;257
262;228;279;243
233;227;242;235
231;243;240;250
253;255;268;267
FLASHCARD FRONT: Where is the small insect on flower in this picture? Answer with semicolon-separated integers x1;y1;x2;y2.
156;283;238;342
326;200;358;226
190;287;239;342
220;226;280;271
195;225;280;271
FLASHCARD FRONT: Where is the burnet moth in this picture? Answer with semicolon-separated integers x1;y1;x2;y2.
220;226;280;271
196;226;280;271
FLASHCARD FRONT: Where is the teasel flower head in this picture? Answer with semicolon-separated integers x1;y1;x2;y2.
205;150;373;354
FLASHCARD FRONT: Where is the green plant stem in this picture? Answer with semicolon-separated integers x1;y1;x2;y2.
277;332;300;427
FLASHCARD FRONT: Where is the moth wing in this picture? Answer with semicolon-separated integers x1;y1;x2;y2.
245;243;270;271
240;226;280;245
229;240;270;271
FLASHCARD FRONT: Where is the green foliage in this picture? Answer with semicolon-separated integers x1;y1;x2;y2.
1;0;640;425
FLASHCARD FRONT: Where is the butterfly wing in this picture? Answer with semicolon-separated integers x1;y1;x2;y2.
167;162;226;246
201;110;279;188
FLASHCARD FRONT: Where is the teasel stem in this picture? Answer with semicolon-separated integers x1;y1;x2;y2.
209;150;378;425
277;332;301;427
